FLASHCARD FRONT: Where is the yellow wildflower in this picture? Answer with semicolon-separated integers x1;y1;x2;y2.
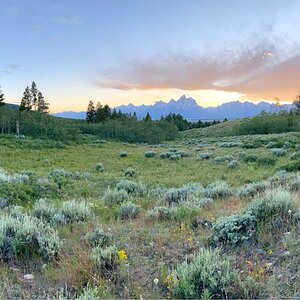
118;249;128;262
165;274;174;289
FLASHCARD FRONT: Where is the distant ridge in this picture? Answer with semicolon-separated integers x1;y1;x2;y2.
53;95;293;120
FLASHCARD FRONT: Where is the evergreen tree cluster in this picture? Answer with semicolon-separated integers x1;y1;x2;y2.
161;113;225;131
86;100;137;123
86;101;225;131
20;82;49;113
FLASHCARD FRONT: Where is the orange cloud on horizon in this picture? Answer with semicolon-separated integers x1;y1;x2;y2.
93;41;300;103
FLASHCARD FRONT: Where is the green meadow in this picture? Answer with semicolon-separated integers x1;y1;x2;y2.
0;129;300;299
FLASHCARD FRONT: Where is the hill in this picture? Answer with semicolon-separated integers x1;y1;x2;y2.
180;119;240;138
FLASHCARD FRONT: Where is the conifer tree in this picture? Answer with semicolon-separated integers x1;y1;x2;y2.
31;81;38;110
37;91;49;113
144;112;152;122
0;86;5;106
86;100;96;123
19;86;32;111
294;94;300;115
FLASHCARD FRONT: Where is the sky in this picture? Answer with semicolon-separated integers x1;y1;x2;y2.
1;0;300;113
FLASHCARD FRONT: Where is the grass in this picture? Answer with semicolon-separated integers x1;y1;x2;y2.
0;133;299;298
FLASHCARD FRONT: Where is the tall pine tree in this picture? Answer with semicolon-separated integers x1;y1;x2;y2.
19;86;32;111
86;101;96;123
31;81;38;111
37;91;49;113
144;112;152;122
0;86;5;106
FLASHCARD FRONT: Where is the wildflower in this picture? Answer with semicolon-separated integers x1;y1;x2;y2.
153;278;159;285
118;249;128;262
165;274;174;289
288;209;292;214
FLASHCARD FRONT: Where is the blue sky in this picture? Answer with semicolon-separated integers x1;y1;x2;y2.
1;0;300;112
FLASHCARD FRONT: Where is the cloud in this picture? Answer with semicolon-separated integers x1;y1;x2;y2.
53;15;83;25
7;64;20;70
0;64;20;77
93;41;300;101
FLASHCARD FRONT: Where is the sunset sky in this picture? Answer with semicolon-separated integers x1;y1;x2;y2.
1;0;300;112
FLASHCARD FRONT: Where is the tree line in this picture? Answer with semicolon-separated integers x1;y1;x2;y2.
20;82;49;113
234;96;300;135
85;100;226;131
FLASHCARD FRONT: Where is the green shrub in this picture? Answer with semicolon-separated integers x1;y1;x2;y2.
271;148;286;157
288;176;300;192
0;169;30;184
204;181;232;199
119;201;141;219
77;286;99;300
212;213;256;245
172;248;240;299
223;154;235;161
0;213;61;260
144;151;156;158
160;152;172;159
243;155;258;163
116;179;145;197
0;182;33;205
290;152;300;160
119;151;128;158
60;200;92;222
239;151;247;159
214;156;226;163
183;197;214;209
244;190;297;223
169;154;181;161
265;141;278;149
103;188;129;205
32;198;56;222
92;244;118;270
228;160;240;169
95;163;104;172
257;156;276;166
51;213;68;226
85;226;112;247
242;140;263;149
281;160;300;172
283;141;292;149
146;206;176;221
176;150;190;157
33;178;60;199
49;168;73;179
200;152;212;160
238;181;269;199
124;167;136;177
269;170;293;186
164;188;188;205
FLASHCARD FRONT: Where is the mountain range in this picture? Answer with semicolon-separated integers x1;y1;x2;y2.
53;95;294;120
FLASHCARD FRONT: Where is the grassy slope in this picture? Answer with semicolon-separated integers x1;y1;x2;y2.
180;119;240;138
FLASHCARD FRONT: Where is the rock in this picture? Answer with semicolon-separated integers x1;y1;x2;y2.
23;274;34;280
